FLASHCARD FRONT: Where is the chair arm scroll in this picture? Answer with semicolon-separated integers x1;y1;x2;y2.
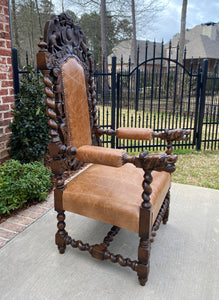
122;150;178;173
153;129;191;142
153;128;191;154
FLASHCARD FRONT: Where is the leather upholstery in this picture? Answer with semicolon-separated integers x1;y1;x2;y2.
63;163;171;233
76;145;126;167
61;57;92;148
116;127;153;140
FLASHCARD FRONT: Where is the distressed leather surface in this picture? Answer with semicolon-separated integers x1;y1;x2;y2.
76;145;126;167
63;163;171;233
61;57;92;148
116;127;153;140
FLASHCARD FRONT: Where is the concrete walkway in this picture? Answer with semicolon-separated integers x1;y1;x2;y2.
0;183;218;300
0;198;53;248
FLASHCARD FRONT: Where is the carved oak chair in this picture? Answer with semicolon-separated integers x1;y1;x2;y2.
37;13;190;286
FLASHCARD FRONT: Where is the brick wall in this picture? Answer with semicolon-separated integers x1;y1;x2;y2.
0;0;14;161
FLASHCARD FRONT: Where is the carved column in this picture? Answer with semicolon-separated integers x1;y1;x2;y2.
87;51;101;145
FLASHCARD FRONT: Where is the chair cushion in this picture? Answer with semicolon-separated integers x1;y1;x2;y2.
61;57;92;148
63;163;171;233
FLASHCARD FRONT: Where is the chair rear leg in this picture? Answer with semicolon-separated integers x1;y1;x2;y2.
163;190;170;224
55;210;67;254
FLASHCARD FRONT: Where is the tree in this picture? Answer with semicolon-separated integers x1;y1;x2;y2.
79;10;132;63
39;0;54;26
100;0;107;67
131;0;137;66
179;0;188;65
10;0;54;67
108;0;165;66
35;0;43;35
11;0;21;65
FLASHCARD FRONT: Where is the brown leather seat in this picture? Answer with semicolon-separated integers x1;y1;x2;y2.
63;164;171;233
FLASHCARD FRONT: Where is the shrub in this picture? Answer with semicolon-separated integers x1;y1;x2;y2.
8;65;50;163
0;160;52;215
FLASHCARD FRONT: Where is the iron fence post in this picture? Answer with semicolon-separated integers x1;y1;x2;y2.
111;56;116;148
135;69;140;112
196;59;208;150
116;73;120;149
12;48;20;106
193;63;201;146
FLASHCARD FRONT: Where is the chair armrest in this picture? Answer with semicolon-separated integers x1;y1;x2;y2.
76;145;177;173
116;127;153;140
76;145;126;167
98;127;190;143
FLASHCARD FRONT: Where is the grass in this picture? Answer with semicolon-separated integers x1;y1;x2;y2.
128;149;219;189
171;150;219;189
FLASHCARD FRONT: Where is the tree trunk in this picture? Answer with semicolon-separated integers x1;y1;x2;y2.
11;0;21;66
35;0;43;35
131;0;137;67
179;0;187;65
100;0;108;68
176;0;188;106
100;0;109;101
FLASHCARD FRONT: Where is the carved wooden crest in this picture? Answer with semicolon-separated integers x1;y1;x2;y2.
41;13;92;71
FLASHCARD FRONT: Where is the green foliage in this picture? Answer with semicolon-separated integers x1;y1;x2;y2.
78;11;132;62
0;160;52;215
8;66;50;163
12;0;55;66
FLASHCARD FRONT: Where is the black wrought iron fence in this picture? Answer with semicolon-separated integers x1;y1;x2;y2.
201;64;219;150
12;42;219;151
94;42;219;151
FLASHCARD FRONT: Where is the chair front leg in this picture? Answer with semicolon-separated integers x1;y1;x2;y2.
55;210;68;254
137;170;152;286
137;237;151;286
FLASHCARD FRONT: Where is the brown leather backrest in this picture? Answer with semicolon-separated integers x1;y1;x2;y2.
61;57;92;148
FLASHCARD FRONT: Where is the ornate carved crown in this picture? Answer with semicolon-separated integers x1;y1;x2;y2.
38;13;93;72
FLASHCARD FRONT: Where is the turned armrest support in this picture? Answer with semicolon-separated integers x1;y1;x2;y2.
76;145;126;167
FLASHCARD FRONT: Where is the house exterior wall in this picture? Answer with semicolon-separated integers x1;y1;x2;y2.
0;0;14;161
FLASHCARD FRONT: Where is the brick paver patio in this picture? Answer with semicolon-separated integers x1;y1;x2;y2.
0;196;53;248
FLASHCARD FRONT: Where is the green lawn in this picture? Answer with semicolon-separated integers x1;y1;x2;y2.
171;150;219;189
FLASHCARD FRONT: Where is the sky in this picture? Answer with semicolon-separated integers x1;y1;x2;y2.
146;0;219;42
54;0;219;43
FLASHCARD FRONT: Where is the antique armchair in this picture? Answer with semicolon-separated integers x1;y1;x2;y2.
37;13;190;286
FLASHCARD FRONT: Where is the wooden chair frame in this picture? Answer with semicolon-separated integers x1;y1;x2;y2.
37;13;190;285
